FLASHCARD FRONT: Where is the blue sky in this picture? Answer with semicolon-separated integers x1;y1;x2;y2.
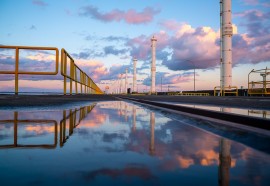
0;0;269;93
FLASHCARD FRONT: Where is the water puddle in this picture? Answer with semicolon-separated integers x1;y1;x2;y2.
0;101;269;185
161;102;270;120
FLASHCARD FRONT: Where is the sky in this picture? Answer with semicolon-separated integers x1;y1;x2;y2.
0;0;269;93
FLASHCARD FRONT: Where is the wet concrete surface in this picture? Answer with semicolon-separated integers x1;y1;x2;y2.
1;94;269;110
0;94;117;107
117;95;270;110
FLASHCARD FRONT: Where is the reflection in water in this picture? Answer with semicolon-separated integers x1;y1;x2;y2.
173;103;270;120
149;112;155;156
0;101;269;186
219;138;231;186
0;104;96;149
0;112;57;149
132;105;136;132
60;104;96;147
248;110;270;119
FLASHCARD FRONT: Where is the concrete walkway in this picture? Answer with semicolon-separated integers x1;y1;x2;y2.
0;94;117;107
0;94;269;110
118;95;270;110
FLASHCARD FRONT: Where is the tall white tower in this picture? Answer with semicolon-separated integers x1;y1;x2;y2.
120;73;123;94
125;68;128;94
133;58;137;93
220;0;233;90
151;36;157;94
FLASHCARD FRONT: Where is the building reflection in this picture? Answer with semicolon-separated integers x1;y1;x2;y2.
132;105;136;132
60;104;96;147
218;138;231;186
149;112;155;156
0;112;57;149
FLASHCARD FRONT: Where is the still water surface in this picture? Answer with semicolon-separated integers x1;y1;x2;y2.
0;101;269;185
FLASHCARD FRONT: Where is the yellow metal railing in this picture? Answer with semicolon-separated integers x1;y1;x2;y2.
248;68;270;95
0;45;59;94
0;112;57;149
61;49;103;95
0;45;103;94
214;86;238;96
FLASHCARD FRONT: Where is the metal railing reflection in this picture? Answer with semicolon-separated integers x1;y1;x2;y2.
0;112;57;149
59;104;96;147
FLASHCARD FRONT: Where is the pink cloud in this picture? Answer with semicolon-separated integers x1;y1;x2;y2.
32;0;48;7
79;6;160;24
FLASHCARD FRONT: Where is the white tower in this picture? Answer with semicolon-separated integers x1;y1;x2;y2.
120;73;123;94
220;0;233;90
151;36;157;94
125;68;128;94
133;58;137;93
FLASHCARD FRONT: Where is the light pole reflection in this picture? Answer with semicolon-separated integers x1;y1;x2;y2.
132;106;136;132
218;138;231;186
149;112;155;156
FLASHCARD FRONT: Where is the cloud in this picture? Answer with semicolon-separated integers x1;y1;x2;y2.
32;0;48;7
142;72;194;86
72;50;104;59
29;25;36;30
241;0;270;7
234;10;270;22
125;13;269;72
65;9;72;16
99;64;131;81
231;9;270;64
102;36;129;42
79;6;160;24
103;46;129;56
242;0;259;5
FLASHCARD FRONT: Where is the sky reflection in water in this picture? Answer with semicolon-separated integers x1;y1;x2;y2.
0;101;270;186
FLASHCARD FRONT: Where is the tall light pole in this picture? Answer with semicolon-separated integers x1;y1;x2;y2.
151;36;157;94
133;58;137;93
125;68;128;94
193;65;196;92
120;73;123;94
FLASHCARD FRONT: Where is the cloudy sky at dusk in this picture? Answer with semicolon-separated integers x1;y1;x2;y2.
0;0;269;93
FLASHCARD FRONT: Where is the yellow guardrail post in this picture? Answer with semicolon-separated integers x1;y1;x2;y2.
15;47;19;94
0;45;59;95
0;46;102;95
75;68;78;94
